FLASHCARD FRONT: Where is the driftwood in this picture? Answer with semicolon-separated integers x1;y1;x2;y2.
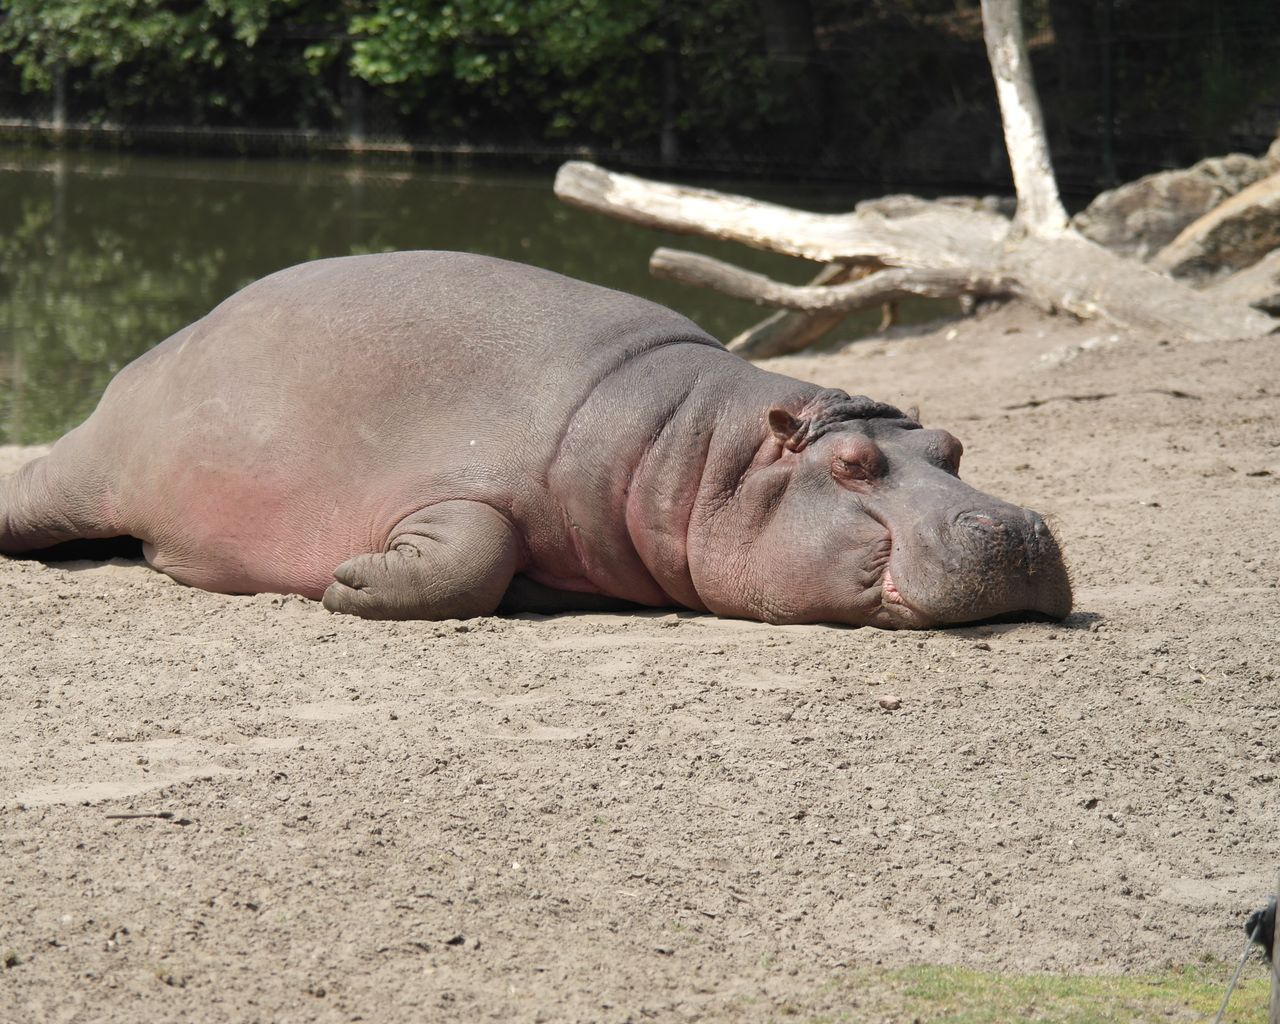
555;171;1007;266
652;249;1012;312
553;0;1278;351
555;163;1277;344
726;262;859;359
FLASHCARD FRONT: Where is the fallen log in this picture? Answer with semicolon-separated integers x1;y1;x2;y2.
555;162;1277;344
554;162;1009;268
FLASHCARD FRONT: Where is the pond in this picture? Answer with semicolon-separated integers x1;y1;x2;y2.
0;149;925;444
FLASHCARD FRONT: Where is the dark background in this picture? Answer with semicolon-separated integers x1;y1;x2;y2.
1;0;1278;190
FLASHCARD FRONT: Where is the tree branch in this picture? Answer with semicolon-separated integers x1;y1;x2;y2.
649;248;1015;312
727;262;863;359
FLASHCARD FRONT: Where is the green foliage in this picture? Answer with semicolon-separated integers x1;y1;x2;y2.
0;0;282;91
347;0;659;87
0;0;1277;181
345;0;665;140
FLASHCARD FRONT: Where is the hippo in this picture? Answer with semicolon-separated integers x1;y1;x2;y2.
0;251;1071;628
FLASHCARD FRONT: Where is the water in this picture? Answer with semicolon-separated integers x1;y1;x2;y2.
0;149;922;444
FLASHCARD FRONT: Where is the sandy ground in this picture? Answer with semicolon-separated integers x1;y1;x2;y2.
1;302;1277;1023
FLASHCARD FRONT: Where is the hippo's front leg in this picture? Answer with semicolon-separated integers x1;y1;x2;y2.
322;501;518;621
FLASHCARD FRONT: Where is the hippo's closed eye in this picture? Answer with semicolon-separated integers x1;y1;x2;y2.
829;434;887;486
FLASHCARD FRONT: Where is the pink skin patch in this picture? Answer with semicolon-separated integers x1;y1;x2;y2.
882;567;905;605
155;465;359;598
877;565;935;629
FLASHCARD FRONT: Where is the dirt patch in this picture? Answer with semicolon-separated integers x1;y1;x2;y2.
2;303;1276;1022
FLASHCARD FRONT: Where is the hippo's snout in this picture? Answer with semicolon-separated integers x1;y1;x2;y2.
954;507;1041;570
889;501;1072;626
946;505;1072;622
955;510;1023;559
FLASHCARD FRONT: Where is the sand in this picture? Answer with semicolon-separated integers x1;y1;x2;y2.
1;303;1276;1022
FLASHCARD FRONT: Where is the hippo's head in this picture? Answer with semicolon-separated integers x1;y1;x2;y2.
692;389;1072;629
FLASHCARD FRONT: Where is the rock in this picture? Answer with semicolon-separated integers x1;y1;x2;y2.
1073;153;1275;259
1153;173;1280;277
1205;249;1280;315
877;695;902;711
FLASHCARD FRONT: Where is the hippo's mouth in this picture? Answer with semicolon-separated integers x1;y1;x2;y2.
875;565;934;628
859;519;934;628
882;567;904;605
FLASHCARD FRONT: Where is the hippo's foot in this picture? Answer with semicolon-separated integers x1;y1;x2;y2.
0;447;121;554
321;501;518;621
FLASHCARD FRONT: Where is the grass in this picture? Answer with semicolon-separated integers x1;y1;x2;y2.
789;961;1273;1023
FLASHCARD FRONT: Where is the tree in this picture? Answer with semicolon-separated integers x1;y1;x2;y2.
0;0;277;92
316;0;663;142
0;0;339;129
554;0;1278;352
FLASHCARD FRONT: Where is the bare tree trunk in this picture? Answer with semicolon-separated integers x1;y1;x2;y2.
754;0;824;154
981;0;1068;235
341;56;366;150
755;0;816;59
658;0;680;166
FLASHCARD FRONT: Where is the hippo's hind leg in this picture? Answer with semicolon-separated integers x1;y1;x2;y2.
322;500;518;621
0;441;121;553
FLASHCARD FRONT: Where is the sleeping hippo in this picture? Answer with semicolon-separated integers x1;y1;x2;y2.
0;251;1071;628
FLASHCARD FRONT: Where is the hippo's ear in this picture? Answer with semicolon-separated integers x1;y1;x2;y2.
770;390;909;453
767;408;808;451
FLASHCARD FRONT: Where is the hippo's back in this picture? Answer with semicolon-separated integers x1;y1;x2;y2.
116;251;717;437
80;252;723;595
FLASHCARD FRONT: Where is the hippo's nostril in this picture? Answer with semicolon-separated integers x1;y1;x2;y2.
957;511;1002;532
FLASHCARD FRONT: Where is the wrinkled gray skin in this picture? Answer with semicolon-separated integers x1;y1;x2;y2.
0;252;1071;629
